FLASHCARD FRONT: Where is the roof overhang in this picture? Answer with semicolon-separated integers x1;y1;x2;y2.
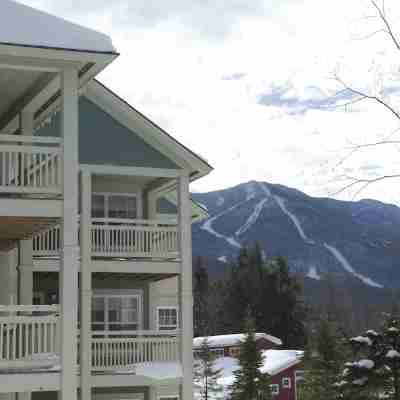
0;43;118;134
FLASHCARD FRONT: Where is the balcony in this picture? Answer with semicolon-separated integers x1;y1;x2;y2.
0;135;62;196
33;218;179;260
0;306;179;374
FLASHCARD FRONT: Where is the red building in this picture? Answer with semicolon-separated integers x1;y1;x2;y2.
193;334;303;400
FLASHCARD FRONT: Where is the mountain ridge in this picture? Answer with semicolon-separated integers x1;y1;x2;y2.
192;181;400;288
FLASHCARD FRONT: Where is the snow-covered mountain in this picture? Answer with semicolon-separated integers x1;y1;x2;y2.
192;181;400;289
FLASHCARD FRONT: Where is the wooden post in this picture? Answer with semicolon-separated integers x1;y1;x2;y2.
177;173;193;400
60;67;79;400
80;170;92;399
19;112;34;311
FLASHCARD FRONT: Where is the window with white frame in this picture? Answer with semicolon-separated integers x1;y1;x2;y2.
92;193;139;220
157;307;178;331
282;377;291;389
270;384;279;396
92;294;142;331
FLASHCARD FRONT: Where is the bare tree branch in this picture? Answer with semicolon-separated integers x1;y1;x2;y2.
331;174;400;198
334;74;400;121
371;0;400;51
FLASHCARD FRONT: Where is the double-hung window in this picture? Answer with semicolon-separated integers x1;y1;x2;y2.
92;294;142;331
157;307;178;331
92;193;139;221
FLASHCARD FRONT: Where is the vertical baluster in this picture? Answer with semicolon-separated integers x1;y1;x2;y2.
0;323;3;360
44;321;48;353
18;322;22;359
1;152;5;186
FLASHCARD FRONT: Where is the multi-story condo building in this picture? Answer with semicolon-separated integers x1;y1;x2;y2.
0;2;212;400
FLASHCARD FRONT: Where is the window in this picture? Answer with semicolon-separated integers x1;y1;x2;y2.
210;348;224;358
282;377;291;389
109;195;137;219
295;370;304;382
157;307;178;330
229;346;241;358
92;294;142;331
91;193;139;220
270;384;279;396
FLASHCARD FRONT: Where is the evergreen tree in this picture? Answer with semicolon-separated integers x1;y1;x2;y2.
336;314;400;400
229;311;271;400
194;257;210;336
224;245;307;347
194;337;223;400
299;318;348;400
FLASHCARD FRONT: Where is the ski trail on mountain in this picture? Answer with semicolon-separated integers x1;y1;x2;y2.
201;200;249;248
258;182;383;287
236;198;269;236
258;182;315;245
323;243;383;288
306;266;321;280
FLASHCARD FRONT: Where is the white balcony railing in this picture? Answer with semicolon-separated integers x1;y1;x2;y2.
91;330;179;372
33;218;179;259
0;305;60;364
0;135;62;195
0;307;179;373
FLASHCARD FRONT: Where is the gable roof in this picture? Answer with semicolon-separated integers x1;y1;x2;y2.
0;0;116;54
193;333;283;348
86;80;213;180
215;349;303;389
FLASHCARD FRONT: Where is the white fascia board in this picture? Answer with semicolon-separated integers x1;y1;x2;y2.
80;164;183;178
86;81;213;177
0;372;61;392
92;260;180;275
0;199;62;217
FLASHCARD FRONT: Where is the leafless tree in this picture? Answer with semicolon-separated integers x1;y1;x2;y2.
331;0;400;197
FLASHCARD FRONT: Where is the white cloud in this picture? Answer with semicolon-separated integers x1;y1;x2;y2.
17;0;400;204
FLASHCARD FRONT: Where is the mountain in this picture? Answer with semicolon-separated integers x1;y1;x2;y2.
192;181;400;289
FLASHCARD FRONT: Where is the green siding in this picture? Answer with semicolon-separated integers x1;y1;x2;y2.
34;273;150;329
37;97;179;169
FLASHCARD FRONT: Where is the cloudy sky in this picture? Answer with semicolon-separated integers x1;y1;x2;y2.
20;0;400;203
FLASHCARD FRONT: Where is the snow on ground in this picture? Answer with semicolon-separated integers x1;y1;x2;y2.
1;0;116;53
193;333;282;348
323;243;383;288
198;202;208;211
273;196;315;245
245;182;257;201
258;182;272;197
236;198;269;237
306;266;321;280
218;256;228;263
134;361;182;379
216;196;225;207
201;200;250;249
197;350;303;399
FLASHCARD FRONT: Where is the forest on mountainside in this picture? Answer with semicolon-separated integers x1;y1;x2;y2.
193;244;400;347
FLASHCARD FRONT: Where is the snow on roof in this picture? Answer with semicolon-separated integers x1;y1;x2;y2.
0;0;116;54
215;350;303;388
193;333;282;348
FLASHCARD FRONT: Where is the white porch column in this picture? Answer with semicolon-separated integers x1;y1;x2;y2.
0;250;18;307
19;112;34;312
148;386;158;400
177;173;193;400
60;67;79;400
18;240;33;306
80;170;92;400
